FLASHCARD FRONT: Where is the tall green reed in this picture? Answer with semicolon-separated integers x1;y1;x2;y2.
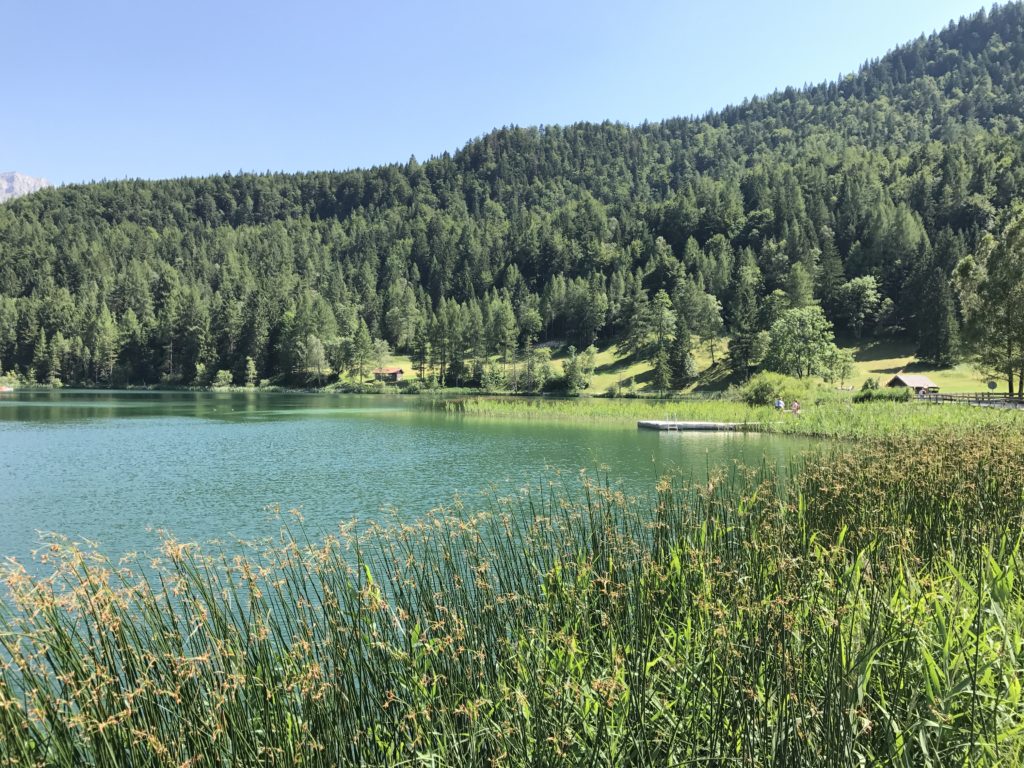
443;395;1024;441
1;432;1023;766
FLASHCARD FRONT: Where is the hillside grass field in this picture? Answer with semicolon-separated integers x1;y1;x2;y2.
848;339;988;392
546;337;988;396
344;335;990;398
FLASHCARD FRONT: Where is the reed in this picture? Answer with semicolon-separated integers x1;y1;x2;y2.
443;395;1024;440
2;432;1024;766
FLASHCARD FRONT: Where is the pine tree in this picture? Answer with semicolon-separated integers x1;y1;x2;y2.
649;289;676;359
48;331;66;384
784;262;815;309
350;319;372;382
917;269;959;366
412;325;431;381
816;229;846;314
728;264;762;378
620;286;651;359
31;329;48;383
668;314;697;389
651;347;672;393
93;306;121;384
245;356;258;387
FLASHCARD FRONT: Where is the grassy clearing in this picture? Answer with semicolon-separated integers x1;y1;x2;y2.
562;336;990;396
554;337;724;395
545;336;987;396
2;432;1024;765
571;343;649;395
445;394;1024;440
310;336;987;398
850;339;987;392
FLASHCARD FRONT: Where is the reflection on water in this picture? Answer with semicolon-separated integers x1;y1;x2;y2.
0;391;810;560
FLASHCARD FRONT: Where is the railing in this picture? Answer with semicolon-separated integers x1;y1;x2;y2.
919;391;1024;407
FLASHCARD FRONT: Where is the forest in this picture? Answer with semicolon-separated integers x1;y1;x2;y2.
1;3;1024;393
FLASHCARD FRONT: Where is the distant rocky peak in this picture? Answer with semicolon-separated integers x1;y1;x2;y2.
0;172;51;202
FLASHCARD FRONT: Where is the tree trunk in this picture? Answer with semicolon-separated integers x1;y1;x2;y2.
1009;340;1015;396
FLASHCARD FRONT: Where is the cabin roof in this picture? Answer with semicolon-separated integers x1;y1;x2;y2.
372;367;404;374
886;373;938;389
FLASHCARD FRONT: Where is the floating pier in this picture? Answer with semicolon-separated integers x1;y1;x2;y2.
638;420;747;432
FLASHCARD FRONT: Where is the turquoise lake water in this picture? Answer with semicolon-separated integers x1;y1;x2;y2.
0;391;808;560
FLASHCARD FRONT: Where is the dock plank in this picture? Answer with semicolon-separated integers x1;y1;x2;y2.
637;420;748;432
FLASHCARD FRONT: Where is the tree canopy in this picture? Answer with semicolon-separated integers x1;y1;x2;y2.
2;4;1024;388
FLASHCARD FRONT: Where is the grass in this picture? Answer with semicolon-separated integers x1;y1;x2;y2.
444;393;1024;440
544;337;727;395
543;336;988;396
2;432;1024;765
573;343;650;395
849;339;988;392
298;336;988;398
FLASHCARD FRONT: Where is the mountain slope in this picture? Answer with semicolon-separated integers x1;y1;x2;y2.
1;3;1023;386
0;172;50;203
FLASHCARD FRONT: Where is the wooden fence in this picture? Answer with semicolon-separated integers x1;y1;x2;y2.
919;391;1024;408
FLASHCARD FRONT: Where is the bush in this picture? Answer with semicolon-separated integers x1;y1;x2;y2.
480;363;505;393
737;371;811;407
563;345;598;395
213;369;234;388
852;387;912;403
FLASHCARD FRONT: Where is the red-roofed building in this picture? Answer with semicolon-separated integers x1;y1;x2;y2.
372;367;405;383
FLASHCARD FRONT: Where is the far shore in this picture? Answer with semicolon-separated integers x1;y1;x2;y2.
5;384;1023;442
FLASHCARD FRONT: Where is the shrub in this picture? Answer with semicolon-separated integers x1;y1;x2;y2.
563;345;598;395
400;379;423;394
852;387;912;403
737;371;810;407
480;363;505;393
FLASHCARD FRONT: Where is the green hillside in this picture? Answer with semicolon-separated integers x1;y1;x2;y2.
2;3;1024;392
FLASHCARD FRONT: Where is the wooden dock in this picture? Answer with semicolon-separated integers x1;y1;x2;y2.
638;420;747;432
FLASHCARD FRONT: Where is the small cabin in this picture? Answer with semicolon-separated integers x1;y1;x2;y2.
885;373;939;394
372;366;405;383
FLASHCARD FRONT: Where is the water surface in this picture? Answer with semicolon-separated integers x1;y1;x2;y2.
0;391;807;559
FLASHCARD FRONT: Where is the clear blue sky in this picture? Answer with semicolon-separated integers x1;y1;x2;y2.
3;0;990;185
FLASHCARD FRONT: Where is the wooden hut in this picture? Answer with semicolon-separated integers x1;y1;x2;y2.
372;366;405;383
885;373;939;394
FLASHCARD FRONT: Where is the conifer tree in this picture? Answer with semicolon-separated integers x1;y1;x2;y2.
31;329;48;383
651;347;672;393
245;356;258;387
728;264;763;378
349;318;373;382
668;313;697;389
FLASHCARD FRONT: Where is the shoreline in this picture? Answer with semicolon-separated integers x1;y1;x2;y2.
7;386;1023;442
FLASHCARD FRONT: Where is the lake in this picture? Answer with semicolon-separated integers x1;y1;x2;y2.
0;390;808;560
